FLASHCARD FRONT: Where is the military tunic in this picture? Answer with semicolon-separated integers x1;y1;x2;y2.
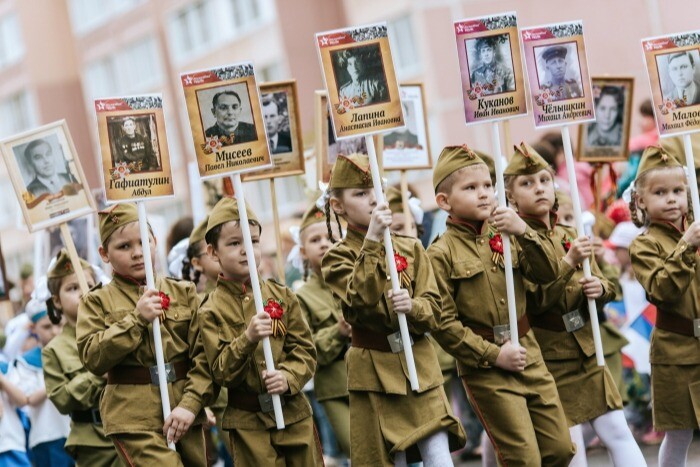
523;218;623;426
469;62;514;94
428;219;575;467
77;274;213;467
542;79;582;101
630;221;700;430
197;276;322;466
296;272;351;455
322;227;466;466
42;324;122;467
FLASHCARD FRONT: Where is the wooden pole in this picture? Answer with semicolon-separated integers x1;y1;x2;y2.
59;223;89;295
683;134;700;219
269;178;286;283
561;126;605;366
502;120;513;161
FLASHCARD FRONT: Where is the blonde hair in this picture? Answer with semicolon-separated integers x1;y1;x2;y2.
628;166;693;227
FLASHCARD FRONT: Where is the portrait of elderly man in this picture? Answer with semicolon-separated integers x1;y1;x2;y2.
664;51;700;106
587;86;624;146
335;45;389;106
469;35;515;94
539;45;582;101
262;97;291;154
114;117;157;171
23;138;73;197
205;90;257;144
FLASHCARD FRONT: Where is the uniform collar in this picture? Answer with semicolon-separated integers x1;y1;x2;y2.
217;274;253;296
521;212;558;231
649;218;686;238
447;216;486;236
112;271;150;288
62;323;76;338
344;224;367;246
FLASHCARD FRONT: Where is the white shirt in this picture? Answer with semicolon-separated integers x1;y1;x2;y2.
0;365;27;454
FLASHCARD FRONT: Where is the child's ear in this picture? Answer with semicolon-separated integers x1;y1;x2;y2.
191;256;204;273
206;243;220;264
299;245;308;260
98;245;110;264
329;197;344;216
51;295;62;311
435;192;451;212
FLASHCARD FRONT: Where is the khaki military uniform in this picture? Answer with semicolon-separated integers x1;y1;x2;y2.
630;221;700;430
77;274;214;467
296;271;351;456
42;324;123;466
470;62;515;94
428;219;575;467
197;276;322;466
542;80;582;100
322;227;466;466
523;217;623;426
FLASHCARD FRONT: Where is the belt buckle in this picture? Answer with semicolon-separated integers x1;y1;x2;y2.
387;331;413;353
694;319;700;338
91;409;102;425
493;324;511;345
258;393;285;414
150;362;175;385
563;309;585;333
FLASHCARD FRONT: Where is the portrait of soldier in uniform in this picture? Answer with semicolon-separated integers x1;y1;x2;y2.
659;50;700;106
20;137;75;198
113;116;159;172
536;44;583;101
587;86;624;147
466;34;515;95
332;44;389;107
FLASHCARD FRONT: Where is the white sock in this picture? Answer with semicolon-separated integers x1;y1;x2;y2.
417;430;453;467
591;410;646;466
481;431;497;467
569;424;588;467
394;450;408;467
659;429;693;467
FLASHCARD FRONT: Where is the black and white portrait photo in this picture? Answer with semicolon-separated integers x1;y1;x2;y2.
655;49;700;106
331;44;390;107
14;134;76;198
107;115;161;172
534;42;584;101
587;85;625;147
196;82;258;144
261;91;292;154
328;113;367;163
465;34;515;95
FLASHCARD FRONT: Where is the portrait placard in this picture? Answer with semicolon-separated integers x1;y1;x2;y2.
0;120;95;232
242;80;305;181
316;22;404;139
315;91;369;183
181;62;272;179
642;31;700;136
382;83;432;170
454;12;527;125
95;94;174;203
521;21;595;129
577;77;635;162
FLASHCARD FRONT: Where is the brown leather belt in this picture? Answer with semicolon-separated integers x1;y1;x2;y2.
655;311;697;337
228;390;286;413
530;308;589;333
351;327;424;352
470;315;531;343
70;408;102;425
107;361;190;385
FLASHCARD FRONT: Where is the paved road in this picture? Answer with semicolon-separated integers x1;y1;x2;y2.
456;438;700;466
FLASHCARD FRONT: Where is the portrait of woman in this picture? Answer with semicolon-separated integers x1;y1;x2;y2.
332;44;389;107
587;85;624;147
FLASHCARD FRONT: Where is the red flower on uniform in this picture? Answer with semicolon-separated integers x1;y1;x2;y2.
264;299;284;319
489;233;504;255
394;252;408;272
159;291;170;311
562;237;572;253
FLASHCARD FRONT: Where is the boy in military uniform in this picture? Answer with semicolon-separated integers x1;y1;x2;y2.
197;197;322;466
77;203;214;467
322;154;466;466
295;202;351;457
427;145;575;466
43;250;123;466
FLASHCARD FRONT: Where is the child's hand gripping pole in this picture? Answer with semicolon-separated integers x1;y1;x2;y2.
365;136;420;391
491;122;520;347
561;126;604;366
137;202;176;449
231;174;286;429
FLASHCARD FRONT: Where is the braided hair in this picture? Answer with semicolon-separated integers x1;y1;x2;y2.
182;241;203;285
324;188;344;243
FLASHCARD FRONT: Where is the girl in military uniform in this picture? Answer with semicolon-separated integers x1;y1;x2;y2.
77;203;215;467
322;154;466;466
197;197;322;466
629;146;700;467
42;250;123;467
182;216;220;296
504;143;644;466
293;202;350;457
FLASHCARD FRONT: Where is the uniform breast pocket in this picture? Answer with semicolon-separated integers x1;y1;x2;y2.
451;260;486;312
166;306;193;343
105;309;131;326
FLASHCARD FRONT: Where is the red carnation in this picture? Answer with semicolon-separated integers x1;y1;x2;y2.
264;299;284;320
394;252;408;273
489;233;504;255
562;237;572;253
159;291;170;311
